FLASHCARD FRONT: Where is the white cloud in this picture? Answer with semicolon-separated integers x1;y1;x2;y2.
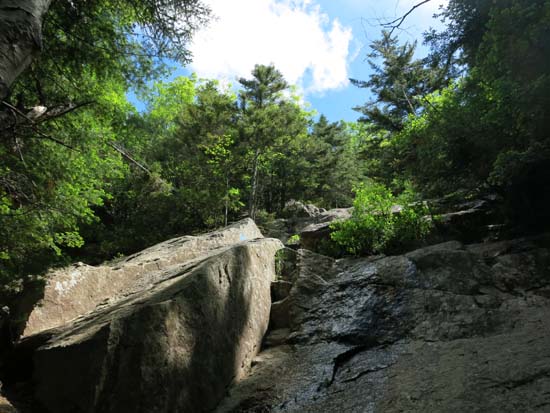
188;0;353;94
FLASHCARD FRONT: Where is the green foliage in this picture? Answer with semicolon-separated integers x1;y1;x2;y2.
304;116;364;208
330;182;432;255
239;64;289;108
5;0;549;304
346;0;550;234
385;0;550;231
351;31;450;132
489;141;550;228
237;64;310;218
141;76;197;131
11;1;210;114
390;82;500;195
159;80;241;227
253;209;277;227
287;234;300;245
0;0;210;296
0;79;133;284
77;69;321;262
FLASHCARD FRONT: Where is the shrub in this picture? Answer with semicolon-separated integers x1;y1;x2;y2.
254;209;276;227
330;182;432;255
287;234;300;245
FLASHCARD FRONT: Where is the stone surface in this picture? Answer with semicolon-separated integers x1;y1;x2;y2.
261;218;292;244
215;236;550;413
5;204;548;412
262;328;290;348
431;196;506;244
0;394;18;413
270;298;291;329
265;196;505;254
1;220;283;413
17;237;282;413
271;281;293;302
281;200;325;219
298;208;351;253
22;219;263;337
261;207;351;250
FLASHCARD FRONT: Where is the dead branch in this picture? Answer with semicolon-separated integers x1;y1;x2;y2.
382;0;432;36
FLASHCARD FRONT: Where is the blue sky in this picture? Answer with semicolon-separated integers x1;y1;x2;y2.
307;0;448;121
133;0;448;122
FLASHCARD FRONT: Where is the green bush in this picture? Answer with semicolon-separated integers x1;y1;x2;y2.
330;182;432;255
287;234;300;245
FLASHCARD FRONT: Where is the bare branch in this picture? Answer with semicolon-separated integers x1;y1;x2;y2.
382;0;432;36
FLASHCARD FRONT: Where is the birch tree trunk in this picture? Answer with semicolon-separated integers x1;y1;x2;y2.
0;0;52;101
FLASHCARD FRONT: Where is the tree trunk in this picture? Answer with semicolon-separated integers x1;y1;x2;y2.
0;0;52;100
224;175;229;227
248;148;260;220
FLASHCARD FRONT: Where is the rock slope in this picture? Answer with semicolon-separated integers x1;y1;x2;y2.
5;213;550;413
216;236;550;412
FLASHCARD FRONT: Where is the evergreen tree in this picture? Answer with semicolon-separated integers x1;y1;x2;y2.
238;65;294;219
351;31;449;132
307;116;362;207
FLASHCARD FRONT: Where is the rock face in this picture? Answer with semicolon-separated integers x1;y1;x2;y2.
434;197;505;243
299;208;351;252
7;220;282;413
281;200;325;219
261;207;351;250
216;235;550;412
5;208;550;412
23;219;263;337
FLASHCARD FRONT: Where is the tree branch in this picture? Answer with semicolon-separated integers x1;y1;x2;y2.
1;100;77;150
382;0;432;36
39;101;95;122
107;142;151;175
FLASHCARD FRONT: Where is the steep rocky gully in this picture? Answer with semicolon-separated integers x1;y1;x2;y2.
1;207;550;412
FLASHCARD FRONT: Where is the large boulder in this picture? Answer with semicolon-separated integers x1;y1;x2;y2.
22;219;263;337
435;198;502;243
261;202;347;249
281;200;325;219
216;235;550;412
260;218;295;245
299;208;351;253
5;220;282;413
